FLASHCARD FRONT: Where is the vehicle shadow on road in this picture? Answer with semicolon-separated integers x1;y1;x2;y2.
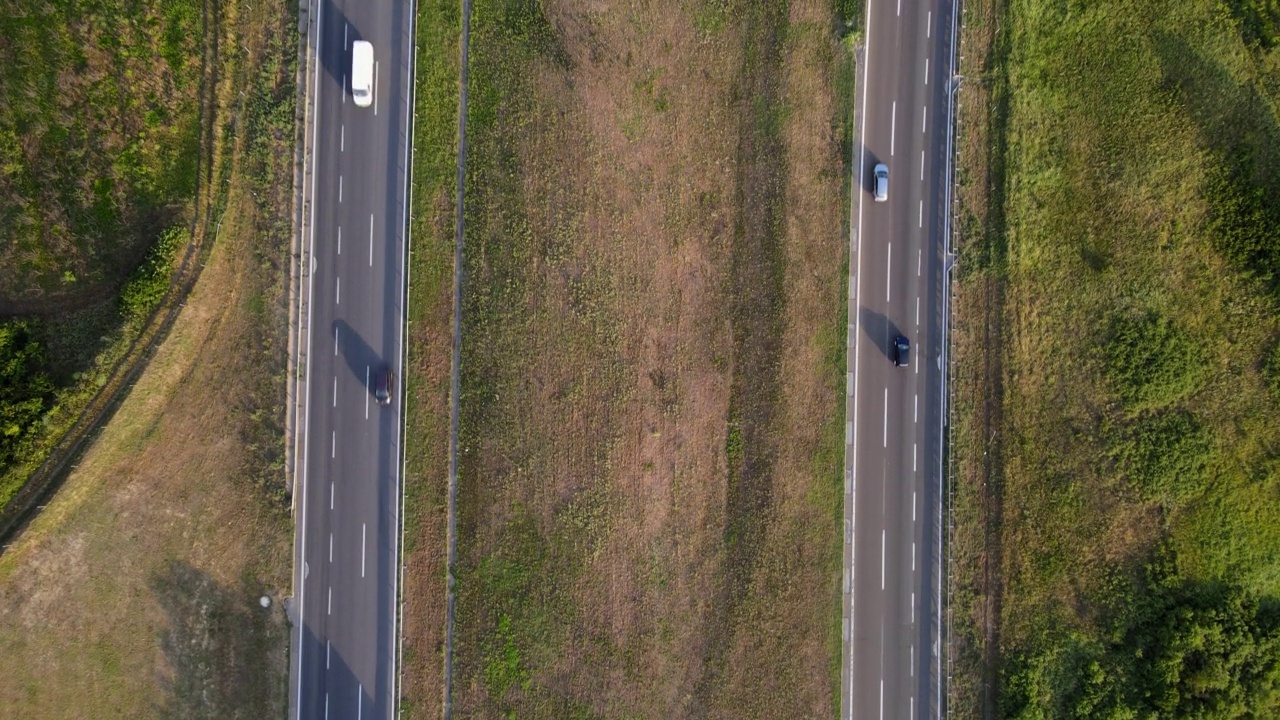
333;318;382;397
316;0;365;92
858;305;905;363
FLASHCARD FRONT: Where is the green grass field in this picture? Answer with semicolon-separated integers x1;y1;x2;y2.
950;0;1280;716
0;0;207;514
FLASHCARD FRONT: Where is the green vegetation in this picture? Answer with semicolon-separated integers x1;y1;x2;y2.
1002;548;1280;719
0;321;53;470
1103;311;1206;412
119;227;185;320
948;0;1280;716
0;0;202;299
0;0;206;516
397;0;461;714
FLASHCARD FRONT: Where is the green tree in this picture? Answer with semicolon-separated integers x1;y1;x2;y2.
0;320;53;468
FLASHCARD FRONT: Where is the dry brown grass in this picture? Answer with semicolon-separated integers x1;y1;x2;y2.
0;0;296;714
448;0;847;716
0;183;292;718
946;0;1004;717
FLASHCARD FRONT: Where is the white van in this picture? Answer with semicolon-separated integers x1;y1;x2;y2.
352;41;374;107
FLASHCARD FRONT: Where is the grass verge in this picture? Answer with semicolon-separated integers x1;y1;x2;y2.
398;0;463;716
949;0;1280;716
449;0;848;716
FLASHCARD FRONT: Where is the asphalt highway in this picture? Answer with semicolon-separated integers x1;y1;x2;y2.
291;0;415;717
842;1;957;719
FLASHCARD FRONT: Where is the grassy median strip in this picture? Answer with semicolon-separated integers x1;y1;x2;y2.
398;0;462;715
446;0;849;715
949;0;1280;716
0;0;298;715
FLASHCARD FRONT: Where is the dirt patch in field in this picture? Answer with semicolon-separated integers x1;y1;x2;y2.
451;0;847;716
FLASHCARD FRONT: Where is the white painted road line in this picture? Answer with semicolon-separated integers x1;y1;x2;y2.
365;366;370;419
881;529;886;590
338;175;343;203
358;688;363;720
919;200;923;227
369;214;374;267
922;105;927;133
338;226;342;255
342;74;346;105
331;431;336;458
883;388;888;448
925;57;929;84
344;22;348;50
330;482;334;510
327;586;332;615
327;639;331;669
332;376;337;407
329;532;333;563
361;522;367;578
340;125;344;152
913;442;917;471
913;490;917;522
928;10;932;37
336;277;340;305
334;326;339;355
374;60;380;116
886;243;892;302
890;101;897;156
914;394;918;423
921;150;925;180
918;248;922;277
916;296;920;326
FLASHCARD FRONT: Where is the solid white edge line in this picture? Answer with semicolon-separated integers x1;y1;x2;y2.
294;0;322;707
394;4;420;714
847;1;873;716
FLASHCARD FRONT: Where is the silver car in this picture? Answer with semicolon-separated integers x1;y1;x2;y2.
873;163;889;202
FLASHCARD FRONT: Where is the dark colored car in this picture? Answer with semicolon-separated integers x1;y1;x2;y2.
893;335;910;367
375;366;394;405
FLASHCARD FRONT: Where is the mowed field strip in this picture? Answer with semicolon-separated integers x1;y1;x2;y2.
425;0;855;716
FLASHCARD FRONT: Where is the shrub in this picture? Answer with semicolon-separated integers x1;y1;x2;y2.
1104;311;1206;411
1111;410;1213;505
1263;340;1280;398
119;226;186;320
1001;549;1280;719
0;320;53;469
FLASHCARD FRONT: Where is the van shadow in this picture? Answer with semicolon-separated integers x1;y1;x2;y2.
858;305;906;363
317;0;365;94
333;318;384;396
